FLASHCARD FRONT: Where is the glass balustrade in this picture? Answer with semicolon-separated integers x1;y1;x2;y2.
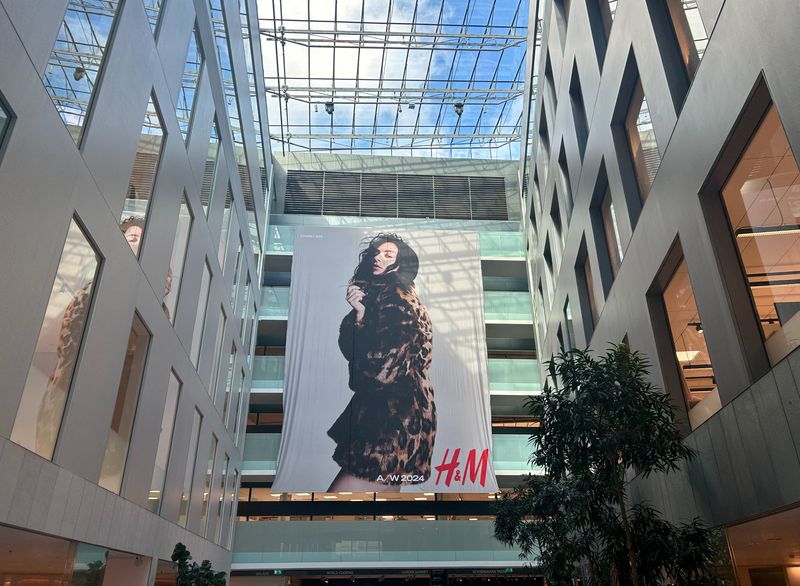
265;225;525;259
243;433;538;475
252;356;540;395
259;288;532;322
232;520;527;565
484;291;534;322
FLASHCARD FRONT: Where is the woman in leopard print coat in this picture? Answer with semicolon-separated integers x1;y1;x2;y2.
327;234;436;491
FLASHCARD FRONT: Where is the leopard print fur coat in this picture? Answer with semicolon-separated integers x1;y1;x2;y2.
328;275;436;485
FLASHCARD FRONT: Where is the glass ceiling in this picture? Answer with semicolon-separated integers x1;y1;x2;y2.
258;0;535;160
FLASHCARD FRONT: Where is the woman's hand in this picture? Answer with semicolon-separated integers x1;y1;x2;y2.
346;284;366;324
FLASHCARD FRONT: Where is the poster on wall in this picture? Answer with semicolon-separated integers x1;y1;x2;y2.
272;227;498;493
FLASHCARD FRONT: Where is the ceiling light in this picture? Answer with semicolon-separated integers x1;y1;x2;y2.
736;224;800;238
454;102;464;116
324;101;334;115
414;497;428;501
322;495;337;499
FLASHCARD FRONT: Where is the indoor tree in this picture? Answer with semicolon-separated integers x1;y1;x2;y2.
494;344;720;585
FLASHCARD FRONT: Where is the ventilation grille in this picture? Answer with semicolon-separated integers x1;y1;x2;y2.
284;170;508;220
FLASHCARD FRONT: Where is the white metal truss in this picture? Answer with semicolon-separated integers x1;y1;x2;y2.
259;0;539;159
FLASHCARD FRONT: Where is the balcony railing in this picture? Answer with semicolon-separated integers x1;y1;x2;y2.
251;356;540;394
232;520;532;566
260;287;533;322
266;225;525;259
242;433;540;475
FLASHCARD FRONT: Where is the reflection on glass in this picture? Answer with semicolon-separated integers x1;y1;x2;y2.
191;260;212;367
148;371;181;513
178;409;202;527
12;219;101;459
43;0;123;144
120;94;165;256
199;435;217;537
234;367;246;444
563;299;575;350
143;0;166;34
666;0;707;80
163;192;193;322
722;104;800;364
227;469;239;548
583;256;599;325
625;80;660;200
601;187;624;277
219;187;234;267
662;257;719;428
222;344;236;425
99;314;151;494
177;26;203;141
208;308;226;400
201;119;220;216
215;455;230;544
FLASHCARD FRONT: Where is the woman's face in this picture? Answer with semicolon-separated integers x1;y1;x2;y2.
372;242;399;275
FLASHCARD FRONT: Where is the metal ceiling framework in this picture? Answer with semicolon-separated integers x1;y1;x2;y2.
259;0;539;159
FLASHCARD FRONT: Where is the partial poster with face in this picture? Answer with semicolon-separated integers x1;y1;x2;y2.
273;227;498;493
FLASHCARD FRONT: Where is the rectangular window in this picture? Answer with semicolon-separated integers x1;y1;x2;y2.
163;192;193;322
143;0;166;35
583;256;599;326
665;0;707;81
227;469;239;548
147;370;181;513
199;435;217;537
721;104;800;364
219;190;235;269
222;344;236;424
558;142;573;215
231;236;244;307
201;119;220;216
43;0;123;145
569;62;589;159
178;409;202;527
214;454;230;544
120;94;165;257
177;26;204;142
234;367;246;444
12;219;101;459
625;79;660;200
246;299;257;359
208;308;226;401
662;257;720;428
240;276;251;338
99;313;151;494
563;299;576;350
544;53;557;109
191;260;212;367
601;187;624;277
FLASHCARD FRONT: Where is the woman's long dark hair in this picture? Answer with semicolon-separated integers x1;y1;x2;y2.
351;233;419;291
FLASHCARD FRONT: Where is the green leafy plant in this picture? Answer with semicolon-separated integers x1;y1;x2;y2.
171;543;227;586
494;344;723;585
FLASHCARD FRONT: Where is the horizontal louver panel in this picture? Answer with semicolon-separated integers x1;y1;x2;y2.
283;170;507;220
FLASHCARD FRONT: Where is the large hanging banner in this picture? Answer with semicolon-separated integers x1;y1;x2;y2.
273;227;498;493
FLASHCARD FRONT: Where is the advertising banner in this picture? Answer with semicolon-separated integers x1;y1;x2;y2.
273;227;498;493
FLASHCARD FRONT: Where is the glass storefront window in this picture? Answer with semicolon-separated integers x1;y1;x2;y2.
43;0;123;144
721;104;800;364
201;118;220;216
662;257;720;429
666;0;708;81
625;79;660;201
190;260;212;367
163;192;193;322
199;435;217;537
601;187;624;277
177;26;203;142
148;370;181;513
178;409;202;527
120;94;165;257
12;218;101;460
99;314;151;494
